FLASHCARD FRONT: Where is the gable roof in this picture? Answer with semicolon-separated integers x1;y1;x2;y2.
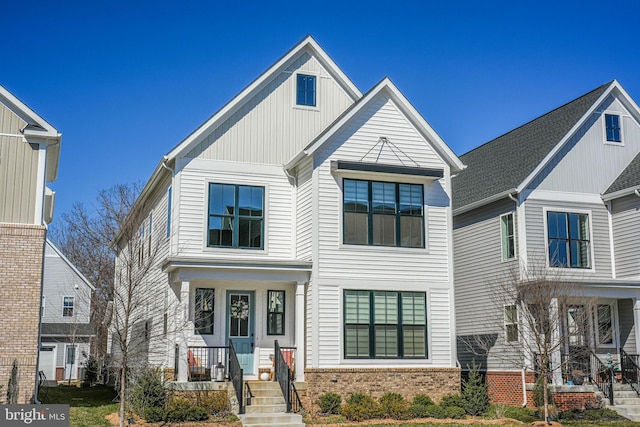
452;81;613;213
46;240;95;291
602;152;640;200
0;83;62;181
164;35;361;162
284;77;465;172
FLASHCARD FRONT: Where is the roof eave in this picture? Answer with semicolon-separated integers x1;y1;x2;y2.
453;188;518;216
602;186;640;202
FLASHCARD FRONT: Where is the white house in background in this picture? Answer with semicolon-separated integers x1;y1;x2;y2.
39;240;94;382
453;80;640;409
112;35;464;408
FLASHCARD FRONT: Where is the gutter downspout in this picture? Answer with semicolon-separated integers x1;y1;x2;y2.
522;367;527;407
508;192;518;204
283;166;297;257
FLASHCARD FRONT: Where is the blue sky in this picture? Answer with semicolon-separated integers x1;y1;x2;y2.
2;1;640;221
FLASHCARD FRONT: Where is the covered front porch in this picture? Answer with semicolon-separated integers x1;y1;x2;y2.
162;257;310;384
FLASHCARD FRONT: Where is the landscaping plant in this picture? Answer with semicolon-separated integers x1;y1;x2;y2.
317;392;342;415
462;362;490;415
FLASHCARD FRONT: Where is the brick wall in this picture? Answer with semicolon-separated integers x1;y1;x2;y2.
486;370;535;407
0;224;46;403
303;367;461;413
552;391;598;412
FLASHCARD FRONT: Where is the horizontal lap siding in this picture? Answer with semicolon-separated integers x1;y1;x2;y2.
618;299;637;354
296;159;313;261
453;200;520;370
311;93;455;368
177;161;293;259
524;199;612;280
186;53;353;165
611;195;640;278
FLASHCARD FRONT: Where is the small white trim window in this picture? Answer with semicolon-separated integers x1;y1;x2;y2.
500;212;515;260
63;296;74;317
595;304;614;347
296;74;316;107
504;305;519;342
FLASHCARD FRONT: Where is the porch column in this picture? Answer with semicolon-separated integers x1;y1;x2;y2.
550;298;563;385
177;280;190;382
294;281;306;382
634;299;640;355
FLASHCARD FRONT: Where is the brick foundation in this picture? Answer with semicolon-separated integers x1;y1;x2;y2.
0;224;46;403
486;370;535;407
303;367;460;413
552;391;598;412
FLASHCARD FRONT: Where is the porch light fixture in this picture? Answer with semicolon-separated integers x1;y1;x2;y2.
215;362;225;382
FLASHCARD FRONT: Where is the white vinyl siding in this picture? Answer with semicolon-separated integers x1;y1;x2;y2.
176;159;293;259
185;52;354;165
295;158;314;260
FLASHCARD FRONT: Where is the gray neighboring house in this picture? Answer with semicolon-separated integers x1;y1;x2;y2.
39;240;95;382
453;80;640;406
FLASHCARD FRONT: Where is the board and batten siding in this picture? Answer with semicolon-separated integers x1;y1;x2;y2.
184;52;354;165
175;158;294;260
0;99;40;224
533;96;640;194
295;158;313;261
453;199;520;370
524;198;613;280
314;94;452;281
611;194;640;278
308;92;455;368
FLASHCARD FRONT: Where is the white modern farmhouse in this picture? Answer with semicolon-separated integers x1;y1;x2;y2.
111;35;464;414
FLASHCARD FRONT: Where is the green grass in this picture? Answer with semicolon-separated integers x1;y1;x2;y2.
43;384;119;427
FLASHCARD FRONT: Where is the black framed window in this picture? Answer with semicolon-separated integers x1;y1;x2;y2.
208;183;264;249
267;290;285;335
344;290;427;359
547;211;590;268
195;288;214;335
63;296;74;317
605;114;621;142
343;179;424;248
296;74;316;106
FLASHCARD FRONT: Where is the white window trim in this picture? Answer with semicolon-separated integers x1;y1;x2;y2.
202;180;269;254
293;71;320;111
542;207;595;272
602;111;625;146
504;304;520;343
63;296;75;317
500;212;517;262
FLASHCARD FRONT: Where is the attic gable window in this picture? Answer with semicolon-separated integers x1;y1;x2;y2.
605;114;621;142
296;74;316;106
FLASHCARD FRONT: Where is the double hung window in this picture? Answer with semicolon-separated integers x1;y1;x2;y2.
344;290;427;359
343;179;424;248
501;213;515;260
267;290;285;335
63;296;74;317
195;288;214;335
208;183;264;249
296;74;316;106
547;211;591;268
504;305;519;342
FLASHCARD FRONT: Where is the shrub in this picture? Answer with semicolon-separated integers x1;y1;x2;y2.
185;407;209;421
192;388;228;413
143;407;164;422
445;406;467;419
484;404;537;422
83;354;99;383
532;376;554;408
341;393;380;421
317;392;342;414
412;394;434;406
440;393;464;408
379;392;410;420
424;404;447;419
6;359;18;404
410;404;429;418
129;368;167;416
462;362;489;415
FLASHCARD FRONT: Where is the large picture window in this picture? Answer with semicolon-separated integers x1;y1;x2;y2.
208;183;264;249
343;179;424;248
195;288;214;335
344;290;427;359
547;211;591;268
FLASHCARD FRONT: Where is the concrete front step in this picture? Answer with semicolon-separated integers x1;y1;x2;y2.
611;405;640;422
614;390;640;398
238;412;304;427
245;403;286;414
250;396;285;405
613;397;640;406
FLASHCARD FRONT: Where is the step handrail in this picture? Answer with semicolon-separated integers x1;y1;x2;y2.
620;348;640;398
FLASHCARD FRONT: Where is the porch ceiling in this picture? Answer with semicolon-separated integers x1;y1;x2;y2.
163;256;312;284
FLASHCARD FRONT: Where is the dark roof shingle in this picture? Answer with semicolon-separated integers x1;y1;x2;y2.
453;82;613;211
605;152;640;195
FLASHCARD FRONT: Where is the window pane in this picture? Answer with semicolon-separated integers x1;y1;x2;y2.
238;218;262;248
549;239;568;267
344;212;368;244
195;288;214;334
506;324;519;342
402;293;426;324
548;212;567;239
399;184;423;215
209;216;233;247
209;184;235;215
267;291;285;335
344;180;369;213
374;292;398;324
375;325;398;357
239;186;263;217
400;216;423;248
597;305;613;345
372;214;396;246
372;182;396;214
345;325;369;357
403;325;426;357
345;291;370;323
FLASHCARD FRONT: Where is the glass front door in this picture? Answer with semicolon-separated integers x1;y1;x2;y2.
227;291;255;373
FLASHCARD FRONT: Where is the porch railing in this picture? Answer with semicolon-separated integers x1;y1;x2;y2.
186;346;228;382
620;348;640;397
274;341;302;413
588;351;614;406
228;340;244;414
